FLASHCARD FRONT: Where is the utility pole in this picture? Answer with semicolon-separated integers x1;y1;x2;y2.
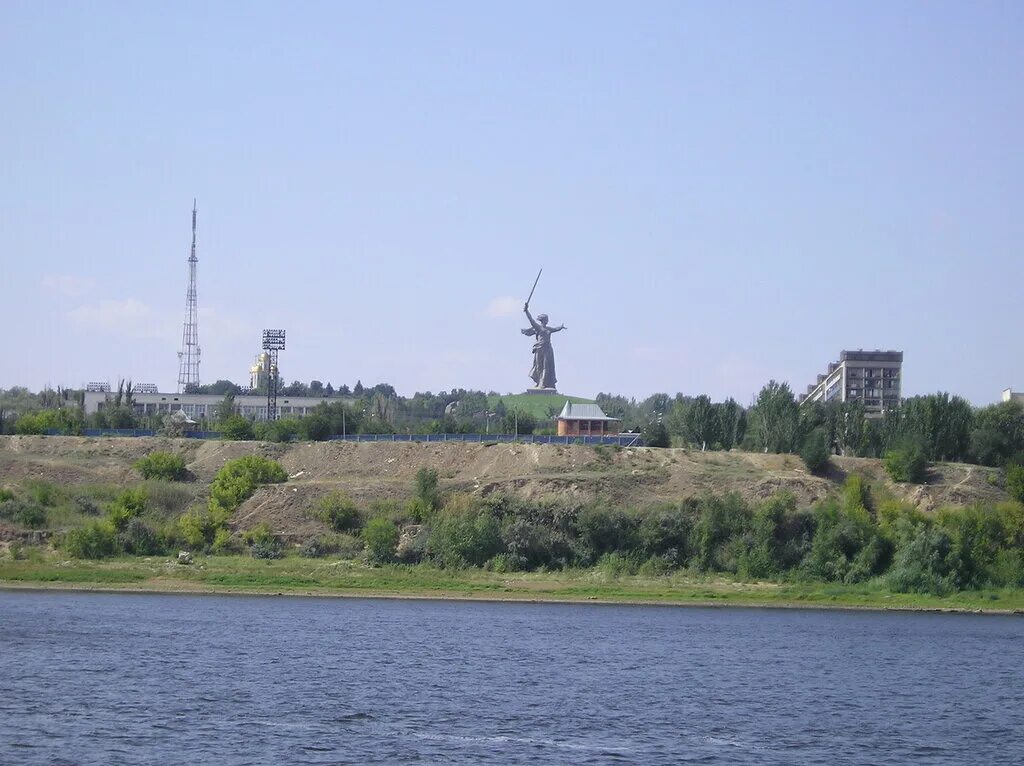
177;200;201;392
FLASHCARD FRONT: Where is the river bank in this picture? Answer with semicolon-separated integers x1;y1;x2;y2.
3;555;1023;614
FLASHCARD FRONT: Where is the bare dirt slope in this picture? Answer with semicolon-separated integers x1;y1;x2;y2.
0;436;1008;538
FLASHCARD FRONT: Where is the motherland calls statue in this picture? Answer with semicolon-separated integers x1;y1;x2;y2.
520;269;565;391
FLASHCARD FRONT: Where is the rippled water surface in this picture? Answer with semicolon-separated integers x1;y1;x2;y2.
1;591;1023;765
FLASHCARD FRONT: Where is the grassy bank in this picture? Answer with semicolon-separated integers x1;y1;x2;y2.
3;553;1023;613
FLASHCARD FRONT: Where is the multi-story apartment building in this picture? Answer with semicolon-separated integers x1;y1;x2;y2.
799;350;903;418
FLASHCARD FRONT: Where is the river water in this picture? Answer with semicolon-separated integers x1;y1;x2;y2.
1;591;1022;765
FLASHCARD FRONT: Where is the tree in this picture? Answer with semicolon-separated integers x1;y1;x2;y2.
884;443;928;483
685;395;718;450
214;393;236;423
970;401;1024;467
194;380;241;396
353;380;364;397
414;467;441;511
800;429;830;476
503;410;536;435
1007;465;1024;504
750;381;798;453
220;415;255;440
832;402;868;457
642;420;670;448
716;398;745;450
309;380;324;395
892;394;974;462
280;380;309;397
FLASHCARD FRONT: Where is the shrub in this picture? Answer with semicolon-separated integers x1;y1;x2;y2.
244;522;284;559
178;507;226;549
73;495;102;516
690;494;751;572
141;480;193;517
209;456;287;513
414;467;441;512
1007;464;1024;504
800;429;830;476
0;498;47;528
116;518;162;555
427;507;502;568
134;452;187;481
108;488;148;531
485;553;520;573
211;527;238;554
396;524;429;563
405;497;433;523
884;444;928;483
636;503;693;565
62;521;118;559
738;495;795;579
315;492;361;532
500;516;574;571
596;552;638;577
574;504;637;566
299;535;334;558
803;497;881;583
26;480;59;507
638;555;675;576
333;533;366;559
251;539;284;559
368;498;403;523
885;521;957;595
220;415;255;441
363;518;399;564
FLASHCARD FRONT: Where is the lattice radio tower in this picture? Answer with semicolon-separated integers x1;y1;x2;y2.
177;200;201;392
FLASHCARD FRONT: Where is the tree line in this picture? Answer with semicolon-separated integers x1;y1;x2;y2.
3;381;1024;470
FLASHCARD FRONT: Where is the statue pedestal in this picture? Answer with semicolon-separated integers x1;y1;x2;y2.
525;387;559;395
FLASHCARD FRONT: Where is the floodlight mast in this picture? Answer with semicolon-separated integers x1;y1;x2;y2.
261;329;286;421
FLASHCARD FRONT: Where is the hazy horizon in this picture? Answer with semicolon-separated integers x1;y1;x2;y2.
3;2;1021;405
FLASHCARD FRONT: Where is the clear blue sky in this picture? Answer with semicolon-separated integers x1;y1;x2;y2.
2;1;1021;404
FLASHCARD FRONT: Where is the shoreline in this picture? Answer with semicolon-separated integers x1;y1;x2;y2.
2;580;1021;617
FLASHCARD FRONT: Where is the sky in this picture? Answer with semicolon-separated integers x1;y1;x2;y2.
1;1;1021;405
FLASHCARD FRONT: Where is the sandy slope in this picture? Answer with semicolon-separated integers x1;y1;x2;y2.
0;435;1008;539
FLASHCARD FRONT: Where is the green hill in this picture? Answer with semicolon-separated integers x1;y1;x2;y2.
487;392;596;420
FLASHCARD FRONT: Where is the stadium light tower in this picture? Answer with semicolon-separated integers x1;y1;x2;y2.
261;329;286;421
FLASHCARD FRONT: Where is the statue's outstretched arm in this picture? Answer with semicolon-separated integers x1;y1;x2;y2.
523;305;541;331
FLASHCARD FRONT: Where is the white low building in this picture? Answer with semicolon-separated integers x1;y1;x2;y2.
82;390;347;421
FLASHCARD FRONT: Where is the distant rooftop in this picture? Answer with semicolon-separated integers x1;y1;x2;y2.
839;349;903;363
557;401;619;421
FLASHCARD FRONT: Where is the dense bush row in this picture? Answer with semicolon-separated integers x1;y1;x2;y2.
286;469;1020;596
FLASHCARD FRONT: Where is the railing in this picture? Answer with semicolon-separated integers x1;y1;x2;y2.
326;433;644;446
40;429;644;446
